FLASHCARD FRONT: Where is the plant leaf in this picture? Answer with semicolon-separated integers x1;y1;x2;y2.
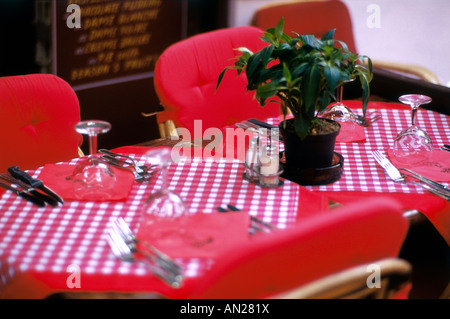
302;64;320;112
274;17;285;41
321;29;335;41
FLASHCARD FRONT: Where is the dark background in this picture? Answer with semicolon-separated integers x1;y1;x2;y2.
0;0;229;152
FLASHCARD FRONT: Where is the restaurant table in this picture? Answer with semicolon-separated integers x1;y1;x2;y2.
0;101;448;298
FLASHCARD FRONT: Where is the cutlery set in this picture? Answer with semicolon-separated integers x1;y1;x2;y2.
107;217;183;288
372;150;450;200
0;167;63;207
0;150;155;206
99;149;156;182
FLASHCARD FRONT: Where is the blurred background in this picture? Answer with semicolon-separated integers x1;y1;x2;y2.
230;0;450;87
0;0;448;150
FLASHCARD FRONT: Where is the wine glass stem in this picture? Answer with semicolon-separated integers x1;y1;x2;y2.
411;105;418;126
336;85;344;105
89;134;98;155
161;165;168;190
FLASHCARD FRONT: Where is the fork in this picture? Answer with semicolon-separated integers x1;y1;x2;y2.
103;158;147;182
372;150;450;200
107;219;183;288
111;217;182;274
354;111;382;127
99;149;151;175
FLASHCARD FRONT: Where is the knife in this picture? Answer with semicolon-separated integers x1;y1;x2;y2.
0;173;59;207
8;166;64;204
441;144;450;153
0;181;46;207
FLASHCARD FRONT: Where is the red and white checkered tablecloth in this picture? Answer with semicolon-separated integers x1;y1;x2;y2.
0;154;300;296
267;103;450;194
0;101;448;297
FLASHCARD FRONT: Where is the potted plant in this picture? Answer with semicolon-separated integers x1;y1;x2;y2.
217;18;373;184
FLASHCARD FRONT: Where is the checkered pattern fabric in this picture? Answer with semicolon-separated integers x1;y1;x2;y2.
0;105;448;296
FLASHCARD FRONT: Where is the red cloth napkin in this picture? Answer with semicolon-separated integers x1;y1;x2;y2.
336;121;366;143
387;148;450;182
137;212;251;259
38;163;135;201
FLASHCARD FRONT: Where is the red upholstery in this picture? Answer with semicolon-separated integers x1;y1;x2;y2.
187;197;408;298
0;74;82;172
154;26;281;135
251;0;358;53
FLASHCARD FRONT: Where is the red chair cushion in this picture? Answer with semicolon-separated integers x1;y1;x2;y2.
154;26;281;136
0;74;82;172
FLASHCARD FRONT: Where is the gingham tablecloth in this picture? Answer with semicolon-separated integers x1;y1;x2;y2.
0;101;449;297
268;102;450;194
0;154;301;297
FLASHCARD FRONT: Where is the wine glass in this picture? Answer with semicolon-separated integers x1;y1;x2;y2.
319;79;358;124
139;148;189;246
393;94;433;165
71;120;116;200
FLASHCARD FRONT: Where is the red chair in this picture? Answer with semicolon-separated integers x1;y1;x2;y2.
154;26;282;138
186;197;411;299
0;74;82;172
251;0;358;53
251;0;440;84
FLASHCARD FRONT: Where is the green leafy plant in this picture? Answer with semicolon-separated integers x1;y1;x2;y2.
217;18;373;140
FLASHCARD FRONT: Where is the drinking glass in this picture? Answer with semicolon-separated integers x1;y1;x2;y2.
71;120;116;200
393;94;433;164
319;80;358;124
140;148;189;246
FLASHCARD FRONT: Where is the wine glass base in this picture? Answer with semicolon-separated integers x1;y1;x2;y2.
393;126;433;165
392;149;432;165
71;156;117;200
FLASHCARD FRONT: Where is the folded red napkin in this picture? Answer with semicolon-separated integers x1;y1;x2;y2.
137;212;251;259
387;148;450;182
336;121;366;143
38;163;135;201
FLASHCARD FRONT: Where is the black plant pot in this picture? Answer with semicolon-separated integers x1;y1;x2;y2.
279;118;343;185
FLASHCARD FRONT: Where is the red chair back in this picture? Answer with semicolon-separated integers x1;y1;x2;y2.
154;26;281;135
251;0;358;53
0;74;82;172
188;197;408;298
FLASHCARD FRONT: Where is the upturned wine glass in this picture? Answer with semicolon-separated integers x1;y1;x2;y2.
319;79;358;124
140;148;189;246
393;94;433;164
71;120;116;200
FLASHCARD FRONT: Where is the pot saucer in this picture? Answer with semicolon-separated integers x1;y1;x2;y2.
280;152;344;186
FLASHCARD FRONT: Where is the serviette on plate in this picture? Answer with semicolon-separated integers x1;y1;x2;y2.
387;148;450;182
137;212;252;259
38;163;135;201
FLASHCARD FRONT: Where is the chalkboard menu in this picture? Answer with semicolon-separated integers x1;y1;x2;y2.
54;0;182;88
52;0;184;148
